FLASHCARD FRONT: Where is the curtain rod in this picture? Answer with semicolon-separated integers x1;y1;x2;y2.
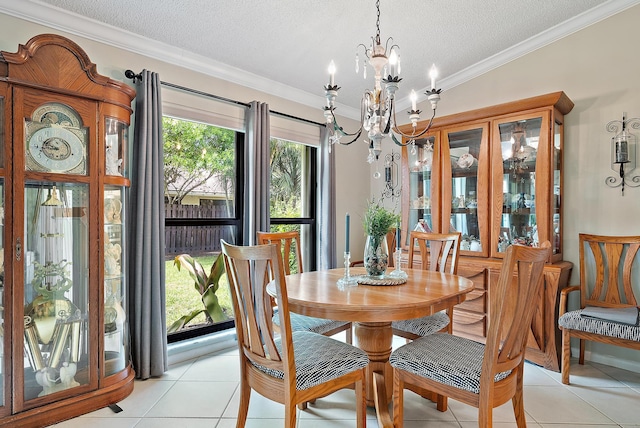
125;70;324;128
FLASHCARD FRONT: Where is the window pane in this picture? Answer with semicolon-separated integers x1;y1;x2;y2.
270;138;308;218
163;117;236;216
163;116;238;337
269;137;316;271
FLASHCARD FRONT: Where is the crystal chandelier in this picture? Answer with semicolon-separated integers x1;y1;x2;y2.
323;0;442;164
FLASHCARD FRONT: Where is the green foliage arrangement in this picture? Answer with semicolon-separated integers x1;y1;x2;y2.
362;201;400;237
169;253;228;333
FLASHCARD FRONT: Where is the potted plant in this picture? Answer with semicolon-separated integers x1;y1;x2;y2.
169;253;228;333
362;201;399;277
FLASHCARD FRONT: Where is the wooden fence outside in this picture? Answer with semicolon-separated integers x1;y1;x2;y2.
165;203;234;255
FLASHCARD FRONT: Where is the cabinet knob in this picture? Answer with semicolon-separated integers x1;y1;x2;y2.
16;237;21;261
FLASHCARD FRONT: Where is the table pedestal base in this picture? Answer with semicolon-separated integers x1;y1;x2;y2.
354;321;394;428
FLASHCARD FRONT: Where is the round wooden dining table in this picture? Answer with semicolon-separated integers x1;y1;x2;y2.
268;266;474;428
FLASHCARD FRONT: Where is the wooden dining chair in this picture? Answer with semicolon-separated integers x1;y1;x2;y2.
558;234;640;385
390;242;551;427
392;231;461;340
220;240;368;428
257;230;353;345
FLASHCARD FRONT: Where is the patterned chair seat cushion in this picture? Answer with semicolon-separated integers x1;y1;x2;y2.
391;311;450;337
251;331;369;390
558;309;640;342
273;309;350;335
389;333;511;394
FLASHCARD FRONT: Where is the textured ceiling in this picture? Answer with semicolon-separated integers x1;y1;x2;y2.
3;0;636;116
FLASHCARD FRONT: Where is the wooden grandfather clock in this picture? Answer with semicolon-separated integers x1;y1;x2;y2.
0;34;136;426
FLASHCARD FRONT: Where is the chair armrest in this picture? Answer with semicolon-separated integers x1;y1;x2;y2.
349;260;364;267
559;285;581;317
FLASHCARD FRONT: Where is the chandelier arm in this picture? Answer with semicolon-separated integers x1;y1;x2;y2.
357;43;371;59
328;105;365;139
384;38;398;55
390;105;437;140
333;126;364;146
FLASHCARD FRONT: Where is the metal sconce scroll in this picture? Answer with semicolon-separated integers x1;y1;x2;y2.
605;113;640;195
381;152;402;200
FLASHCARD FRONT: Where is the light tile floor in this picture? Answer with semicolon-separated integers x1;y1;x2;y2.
53;334;640;427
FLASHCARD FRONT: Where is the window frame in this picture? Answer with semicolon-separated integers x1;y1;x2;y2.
166;129;245;344
269;140;318;271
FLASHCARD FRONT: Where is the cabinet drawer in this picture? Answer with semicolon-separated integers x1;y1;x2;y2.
453;310;486;338
457;267;487;290
456;288;486;313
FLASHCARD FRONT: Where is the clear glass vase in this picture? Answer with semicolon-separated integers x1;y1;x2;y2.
364;234;389;278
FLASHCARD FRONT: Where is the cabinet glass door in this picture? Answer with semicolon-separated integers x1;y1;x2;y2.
443;125;489;256
0;179;4;408
0;95;5;408
104;186;127;376
496;117;542;252
405;136;436;247
553;120;562;255
23;183;90;400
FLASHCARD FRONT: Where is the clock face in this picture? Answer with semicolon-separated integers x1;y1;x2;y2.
25;103;88;174
28;127;85;172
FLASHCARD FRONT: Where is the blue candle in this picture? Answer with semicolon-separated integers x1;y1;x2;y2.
345;213;350;253
396;221;401;250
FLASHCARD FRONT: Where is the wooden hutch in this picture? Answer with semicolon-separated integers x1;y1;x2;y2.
398;92;574;371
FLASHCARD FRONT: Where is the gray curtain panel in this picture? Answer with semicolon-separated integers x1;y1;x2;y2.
318;126;337;269
244;101;270;245
128;70;168;379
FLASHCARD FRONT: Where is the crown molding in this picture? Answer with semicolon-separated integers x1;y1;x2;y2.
398;0;640;110
3;0;638;119
0;0;359;119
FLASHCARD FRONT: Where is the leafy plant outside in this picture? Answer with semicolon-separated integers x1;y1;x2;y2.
166;253;233;332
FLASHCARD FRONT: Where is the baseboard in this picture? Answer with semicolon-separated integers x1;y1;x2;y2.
574;346;640;374
168;329;237;366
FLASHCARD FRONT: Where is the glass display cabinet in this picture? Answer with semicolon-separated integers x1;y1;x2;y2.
400;92;574;371
403;135;438;246
441;124;490;257
0;34;136;426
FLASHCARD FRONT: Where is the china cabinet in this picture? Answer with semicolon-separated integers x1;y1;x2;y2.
0;34;135;426
399;92;573;371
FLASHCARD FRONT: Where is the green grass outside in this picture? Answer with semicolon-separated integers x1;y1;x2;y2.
165;253;233;329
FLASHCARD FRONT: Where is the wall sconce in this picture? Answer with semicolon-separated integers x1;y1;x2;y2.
605;113;640;195
381;152;401;200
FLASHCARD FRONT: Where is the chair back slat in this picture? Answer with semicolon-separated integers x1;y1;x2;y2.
221;240;294;374
257;230;303;275
484;243;550;376
580;234;640;308
408;231;461;274
623;243;640;305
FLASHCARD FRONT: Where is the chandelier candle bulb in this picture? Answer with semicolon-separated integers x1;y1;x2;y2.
389;50;398;77
429;64;438;90
328;60;336;86
410;90;417;111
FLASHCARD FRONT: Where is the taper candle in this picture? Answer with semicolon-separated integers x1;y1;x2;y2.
345;213;350;253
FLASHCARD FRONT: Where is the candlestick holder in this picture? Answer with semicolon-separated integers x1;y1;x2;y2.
388;248;408;279
337;251;358;288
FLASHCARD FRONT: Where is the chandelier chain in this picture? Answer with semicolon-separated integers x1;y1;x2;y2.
375;0;381;44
